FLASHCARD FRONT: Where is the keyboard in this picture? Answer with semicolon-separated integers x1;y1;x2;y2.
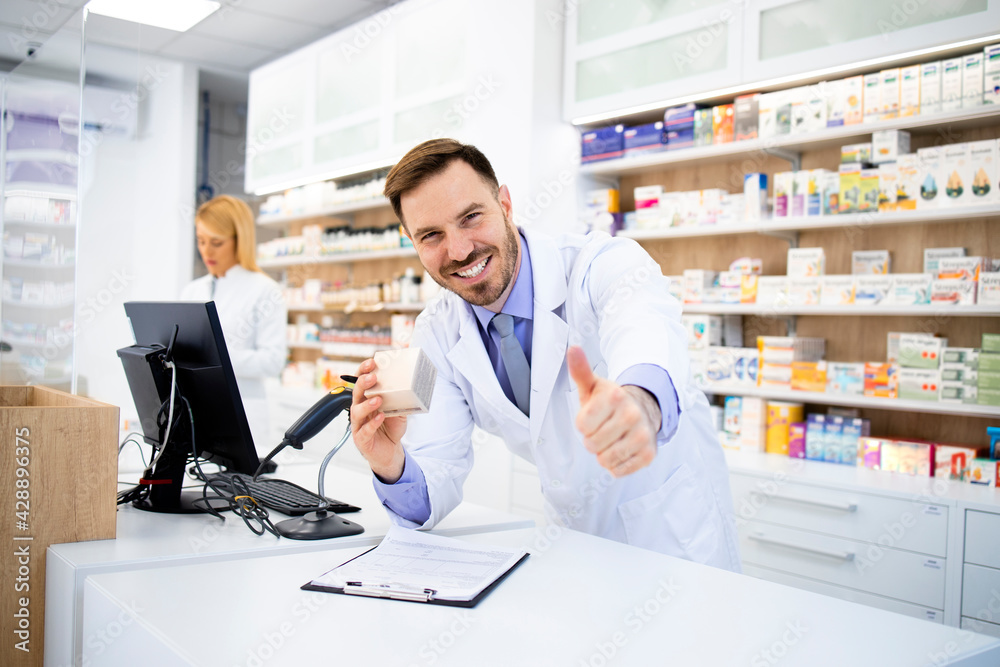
205;472;361;516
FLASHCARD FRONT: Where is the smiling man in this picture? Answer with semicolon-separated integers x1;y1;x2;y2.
349;139;740;570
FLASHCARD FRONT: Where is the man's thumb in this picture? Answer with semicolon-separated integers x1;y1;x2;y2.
566;346;596;398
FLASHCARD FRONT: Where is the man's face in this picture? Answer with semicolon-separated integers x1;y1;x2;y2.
400;159;520;309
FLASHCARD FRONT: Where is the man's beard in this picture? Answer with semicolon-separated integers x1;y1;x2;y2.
432;215;520;307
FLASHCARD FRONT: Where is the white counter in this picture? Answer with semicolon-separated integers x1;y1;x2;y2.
45;463;533;666
80;526;1000;666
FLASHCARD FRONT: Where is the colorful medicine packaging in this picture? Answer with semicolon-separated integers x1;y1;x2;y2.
623;122;667;156
852;250;890;275
581;125;625;163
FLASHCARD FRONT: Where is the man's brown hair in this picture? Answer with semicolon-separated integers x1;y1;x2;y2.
384;139;499;227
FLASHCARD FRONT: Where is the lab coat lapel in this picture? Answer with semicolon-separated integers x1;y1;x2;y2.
524;230;568;445
446;301;528;426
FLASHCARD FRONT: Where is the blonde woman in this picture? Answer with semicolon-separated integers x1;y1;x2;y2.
181;195;287;456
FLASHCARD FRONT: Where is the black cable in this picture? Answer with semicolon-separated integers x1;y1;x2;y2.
117;433;149;468
253;440;288;480
179;396;280;538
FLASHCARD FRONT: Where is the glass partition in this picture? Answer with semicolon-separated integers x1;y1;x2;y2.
1;9;86;392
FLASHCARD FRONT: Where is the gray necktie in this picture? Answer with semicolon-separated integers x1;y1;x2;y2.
493;313;530;416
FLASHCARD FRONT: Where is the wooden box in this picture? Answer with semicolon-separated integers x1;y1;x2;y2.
0;386;118;666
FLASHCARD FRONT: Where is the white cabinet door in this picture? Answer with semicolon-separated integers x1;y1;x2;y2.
962;563;1000;623
965;510;1000;570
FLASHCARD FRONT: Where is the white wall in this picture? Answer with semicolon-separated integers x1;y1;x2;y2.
75;45;198;418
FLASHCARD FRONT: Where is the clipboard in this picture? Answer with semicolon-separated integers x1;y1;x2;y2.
300;526;530;608
301;548;530;607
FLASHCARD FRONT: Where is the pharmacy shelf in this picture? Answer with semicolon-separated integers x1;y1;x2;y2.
5;339;69;353
1;299;74;310
682;304;1000;317
3;182;77;199
288;301;425;313
257;197;391;226
258;246;417;269
582;105;1000;177
288;342;392;357
6;149;79;165
618;204;1000;241
2;219;75;229
699;383;1000;418
2;259;75;270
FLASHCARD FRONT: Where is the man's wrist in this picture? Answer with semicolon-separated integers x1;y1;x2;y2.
371;451;406;484
622;385;661;436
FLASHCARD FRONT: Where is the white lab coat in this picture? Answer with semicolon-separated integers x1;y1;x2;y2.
400;228;741;571
181;264;287;455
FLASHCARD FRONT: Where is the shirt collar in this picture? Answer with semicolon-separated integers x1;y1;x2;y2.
472;230;533;330
216;264;247;280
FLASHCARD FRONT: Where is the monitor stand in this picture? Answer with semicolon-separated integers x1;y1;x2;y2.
132;437;231;514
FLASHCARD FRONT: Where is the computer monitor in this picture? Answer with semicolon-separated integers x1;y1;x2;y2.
118;301;260;513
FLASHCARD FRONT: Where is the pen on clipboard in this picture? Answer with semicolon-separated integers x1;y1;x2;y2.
344;581;438;602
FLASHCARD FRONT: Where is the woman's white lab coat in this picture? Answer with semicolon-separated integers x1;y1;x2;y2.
398;228;741;571
181;264;287;454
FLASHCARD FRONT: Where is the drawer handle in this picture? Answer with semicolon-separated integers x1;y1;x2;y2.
768;492;858;513
749;531;856;561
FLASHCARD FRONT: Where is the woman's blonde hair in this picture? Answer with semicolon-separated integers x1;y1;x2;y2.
195;195;260;272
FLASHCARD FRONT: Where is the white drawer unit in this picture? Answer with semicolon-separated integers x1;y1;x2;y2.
739;520;947;610
965;510;1000;570
962;617;1000;640
731;472;949;557
961;563;1000;623
743;563;944;624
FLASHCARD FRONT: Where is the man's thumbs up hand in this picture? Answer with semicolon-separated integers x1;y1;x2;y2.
567;345;597;400
566;346;660;478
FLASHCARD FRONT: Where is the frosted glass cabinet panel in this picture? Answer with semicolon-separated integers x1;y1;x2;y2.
758;0;988;61
314;121;380;163
316;45;382;122
250;68;307;138
576;0;729;45
394;0;466;98
745;0;1000;82
249;144;304;182
564;2;745;122
575;25;729;102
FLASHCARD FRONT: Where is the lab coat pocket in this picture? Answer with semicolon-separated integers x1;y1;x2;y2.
617;464;720;562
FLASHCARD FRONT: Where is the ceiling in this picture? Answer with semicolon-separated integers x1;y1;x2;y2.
0;0;402;100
